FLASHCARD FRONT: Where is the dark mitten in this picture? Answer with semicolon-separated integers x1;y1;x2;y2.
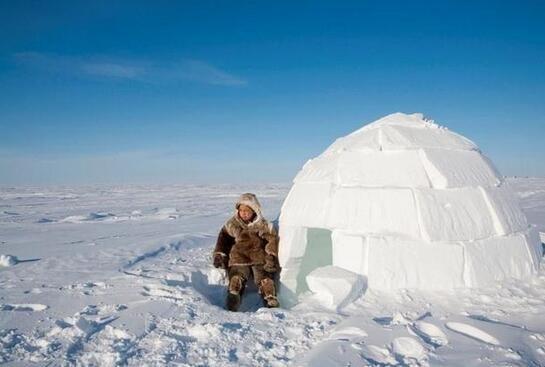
263;254;278;273
213;253;227;269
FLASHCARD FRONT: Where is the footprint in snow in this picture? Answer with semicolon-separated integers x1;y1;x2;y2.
445;322;501;346
0;303;48;311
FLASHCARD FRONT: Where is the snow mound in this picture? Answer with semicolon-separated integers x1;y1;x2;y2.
0;254;18;267
360;344;397;365
279;112;541;300
445;322;501;346
60;212;117;223
152;207;181;220
306;265;366;311
390;337;427;364
410;321;448;347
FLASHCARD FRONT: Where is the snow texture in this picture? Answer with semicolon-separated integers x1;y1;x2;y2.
279;112;540;294
0;180;544;366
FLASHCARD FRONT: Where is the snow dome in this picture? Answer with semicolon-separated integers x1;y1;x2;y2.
278;113;541;301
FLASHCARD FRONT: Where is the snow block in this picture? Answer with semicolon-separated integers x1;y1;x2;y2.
280;182;333;228
278;261;301;301
526;228;543;271
278;225;308;264
362;112;433;129
279;247;312;304
415;188;497;241
481;184;528;235
306;265;366;310
278;225;307;265
325;127;381;154
326;113;477;152
380;125;478;151
326;114;478;153
366;237;465;289
337;150;430;188
420;149;500;188
464;232;539;287
294;155;338;184
331;231;367;275
328;187;421;238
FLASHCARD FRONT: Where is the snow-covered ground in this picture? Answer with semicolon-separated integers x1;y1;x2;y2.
0;179;544;366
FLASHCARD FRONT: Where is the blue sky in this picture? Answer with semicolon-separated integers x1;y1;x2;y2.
1;1;544;184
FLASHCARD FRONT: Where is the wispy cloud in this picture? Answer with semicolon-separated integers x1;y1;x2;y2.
13;52;247;86
12;52;147;80
81;62;145;79
169;59;247;86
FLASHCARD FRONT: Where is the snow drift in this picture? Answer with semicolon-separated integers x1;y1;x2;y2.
279;113;541;303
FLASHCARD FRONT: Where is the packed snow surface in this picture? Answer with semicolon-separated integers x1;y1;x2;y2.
0;178;544;366
279;113;540;295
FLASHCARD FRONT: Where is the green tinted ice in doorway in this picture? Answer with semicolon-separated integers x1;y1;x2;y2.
295;228;332;295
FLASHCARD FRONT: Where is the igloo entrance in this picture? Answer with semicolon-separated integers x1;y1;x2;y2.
295;228;333;294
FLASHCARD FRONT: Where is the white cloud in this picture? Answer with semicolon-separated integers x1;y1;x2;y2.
13;52;247;86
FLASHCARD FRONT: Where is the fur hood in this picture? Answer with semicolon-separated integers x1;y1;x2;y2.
234;193;263;225
225;193;267;235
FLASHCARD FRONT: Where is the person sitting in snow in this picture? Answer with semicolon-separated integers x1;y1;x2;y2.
212;193;280;311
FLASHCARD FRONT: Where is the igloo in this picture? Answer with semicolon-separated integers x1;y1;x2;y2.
278;112;541;301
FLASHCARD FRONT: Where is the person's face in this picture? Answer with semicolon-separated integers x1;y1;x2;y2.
238;204;255;222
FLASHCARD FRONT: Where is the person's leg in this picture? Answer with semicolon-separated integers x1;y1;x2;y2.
226;266;251;311
228;266;250;294
252;265;279;308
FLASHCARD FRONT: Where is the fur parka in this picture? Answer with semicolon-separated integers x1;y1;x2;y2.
213;193;279;267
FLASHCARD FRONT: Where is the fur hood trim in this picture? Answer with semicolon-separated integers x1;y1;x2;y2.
233;193;264;226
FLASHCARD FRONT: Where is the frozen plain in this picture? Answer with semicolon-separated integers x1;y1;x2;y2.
1;178;544;366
